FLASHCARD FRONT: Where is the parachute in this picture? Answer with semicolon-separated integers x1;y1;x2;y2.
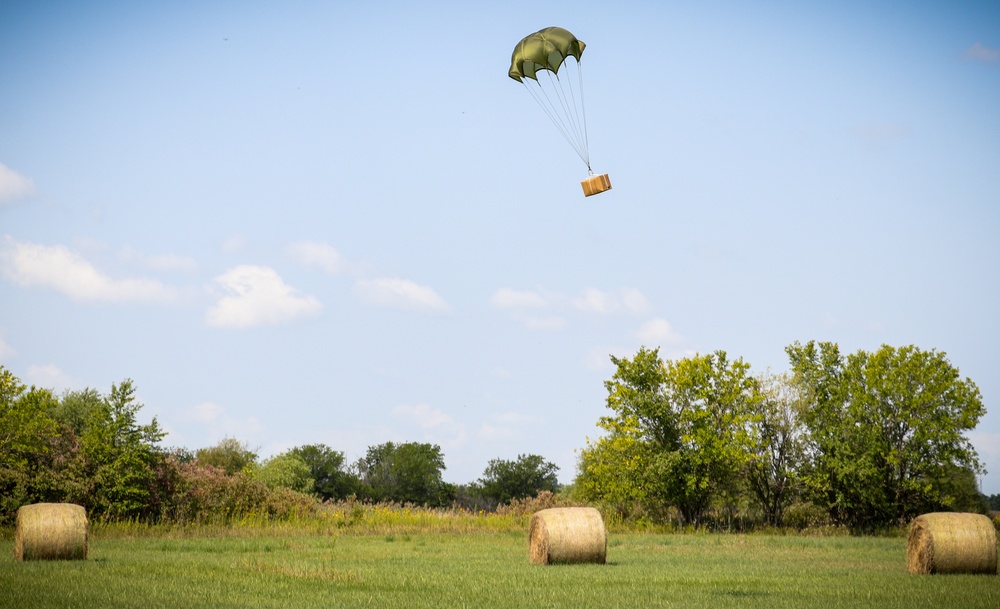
509;27;611;196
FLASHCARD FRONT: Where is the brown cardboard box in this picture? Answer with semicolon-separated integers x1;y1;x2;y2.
581;173;612;197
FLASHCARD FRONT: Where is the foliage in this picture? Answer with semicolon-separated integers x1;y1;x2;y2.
475;453;559;506
289;443;359;500
195;437;258;475
988;494;1000;511
256;452;315;494
787;341;985;529
744;371;807;526
0;368;62;522
576;421;653;519
579;347;759;525
51;387;103;436
79;379;167;520
356;442;451;506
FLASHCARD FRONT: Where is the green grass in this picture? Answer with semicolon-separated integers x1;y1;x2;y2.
1;532;997;608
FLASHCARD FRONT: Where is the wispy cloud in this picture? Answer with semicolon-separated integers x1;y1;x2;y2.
287;240;344;275
25;364;74;391
572;287;650;315
119;246;198;273
964;42;1000;64
392;403;454;429
178;401;265;448
353;277;451;313
0;331;14;361
636;317;683;345
0;236;179;303
0;163;35;205
491;288;549;309
206;265;322;328
392;402;468;447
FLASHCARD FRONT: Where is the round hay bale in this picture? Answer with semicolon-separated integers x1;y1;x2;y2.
528;507;606;565
14;503;89;561
907;512;997;575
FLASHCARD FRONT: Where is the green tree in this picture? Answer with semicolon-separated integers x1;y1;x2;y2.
195;437;257;475
575;422;653;519
80;379;166;520
787;341;985;529
256;452;314;494
476;454;559;506
51;387;103;436
357;442;449;506
289;444;358;500
745;371;807;526
0;367;62;521
582;348;759;525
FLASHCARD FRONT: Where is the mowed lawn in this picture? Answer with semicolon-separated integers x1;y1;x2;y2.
2;532;998;608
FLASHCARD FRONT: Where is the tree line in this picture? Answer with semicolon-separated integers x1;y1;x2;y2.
0;365;559;525
575;341;991;531
1;339;994;529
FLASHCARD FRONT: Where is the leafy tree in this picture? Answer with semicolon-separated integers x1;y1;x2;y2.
987;494;1000;511
80;379;166;519
289;444;358;500
357;441;449;506
476;454;559;506
195;437;257;475
787;341;985;529
576;422;653;519
581;348;759;525
256;452;314;494
51;387;103;436
745;371;807;526
0;368;62;521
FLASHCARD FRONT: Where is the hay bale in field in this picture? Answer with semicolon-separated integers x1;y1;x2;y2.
528;507;606;565
907;512;997;575
14;503;89;561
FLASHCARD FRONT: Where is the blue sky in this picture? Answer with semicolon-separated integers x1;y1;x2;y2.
2;0;998;493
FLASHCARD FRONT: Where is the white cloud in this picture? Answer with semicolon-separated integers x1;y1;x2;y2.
119;246;198;273
478;424;514;440
222;235;247;254
491;288;548;309
637;317;683;345
0;163;35;205
353;277;451;313
0;331;14;361
392;403;454;429
287;240;343;275
964;42;1000;63
572;287;650;315
206;265;322;328
188;401;226;423
25;364;74;391
0;236;179;303
178;401;265;448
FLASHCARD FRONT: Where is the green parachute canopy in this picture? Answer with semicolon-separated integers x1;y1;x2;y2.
508;26;586;83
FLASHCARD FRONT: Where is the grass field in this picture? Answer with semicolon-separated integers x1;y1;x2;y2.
2;529;998;609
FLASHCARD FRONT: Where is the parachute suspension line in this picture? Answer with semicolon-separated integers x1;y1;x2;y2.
520;63;591;172
545;66;590;171
577;61;592;175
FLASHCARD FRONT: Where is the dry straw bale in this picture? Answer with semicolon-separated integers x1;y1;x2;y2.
14;503;89;561
528;507;606;565
907;512;997;575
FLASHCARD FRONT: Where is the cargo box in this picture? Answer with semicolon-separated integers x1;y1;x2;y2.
581;173;612;197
